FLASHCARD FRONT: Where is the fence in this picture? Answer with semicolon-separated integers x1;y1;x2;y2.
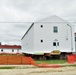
0;55;61;68
68;54;76;63
0;55;36;65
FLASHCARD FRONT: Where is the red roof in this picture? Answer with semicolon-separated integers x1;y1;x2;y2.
0;45;21;49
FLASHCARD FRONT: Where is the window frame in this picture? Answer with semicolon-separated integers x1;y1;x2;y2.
12;49;14;52
53;42;56;46
57;42;59;46
53;42;59;46
53;26;58;33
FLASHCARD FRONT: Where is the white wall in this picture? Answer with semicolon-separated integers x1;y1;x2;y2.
34;22;74;54
34;22;53;53
0;49;20;53
22;25;34;54
21;16;75;54
72;26;75;52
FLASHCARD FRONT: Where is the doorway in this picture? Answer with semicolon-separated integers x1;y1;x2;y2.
53;41;59;50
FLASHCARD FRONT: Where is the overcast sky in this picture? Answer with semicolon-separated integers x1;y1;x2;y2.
0;0;76;45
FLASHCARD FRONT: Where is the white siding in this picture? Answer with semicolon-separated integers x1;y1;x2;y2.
34;22;73;54
72;26;75;52
34;22;53;53
22;16;75;54
22;25;34;54
0;49;19;53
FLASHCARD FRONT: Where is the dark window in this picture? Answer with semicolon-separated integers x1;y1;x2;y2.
41;40;43;43
17;49;19;52
57;42;59;46
75;37;76;41
53;42;56;46
53;26;58;33
1;49;3;52
41;25;43;28
12;49;14;52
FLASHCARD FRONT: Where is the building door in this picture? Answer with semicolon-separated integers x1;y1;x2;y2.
53;41;59;50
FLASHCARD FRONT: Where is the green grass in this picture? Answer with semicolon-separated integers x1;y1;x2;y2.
62;64;76;67
35;59;67;64
0;67;15;69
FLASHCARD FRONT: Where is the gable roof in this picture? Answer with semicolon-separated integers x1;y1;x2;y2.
21;15;71;40
36;15;67;23
0;45;21;49
21;23;34;40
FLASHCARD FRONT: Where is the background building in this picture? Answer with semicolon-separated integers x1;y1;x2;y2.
0;44;21;54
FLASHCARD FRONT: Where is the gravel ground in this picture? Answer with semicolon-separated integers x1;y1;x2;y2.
0;65;76;75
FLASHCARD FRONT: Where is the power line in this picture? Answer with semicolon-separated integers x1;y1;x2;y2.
0;22;76;23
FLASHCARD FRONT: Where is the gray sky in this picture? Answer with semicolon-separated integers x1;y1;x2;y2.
0;0;76;45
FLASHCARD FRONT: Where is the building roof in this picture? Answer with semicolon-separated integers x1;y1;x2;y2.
0;45;21;49
21;15;70;40
36;15;67;23
21;23;34;40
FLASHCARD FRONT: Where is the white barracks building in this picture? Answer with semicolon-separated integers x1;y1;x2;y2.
21;15;75;55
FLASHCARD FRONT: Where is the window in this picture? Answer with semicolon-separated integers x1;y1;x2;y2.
57;42;59;46
12;49;14;52
1;49;3;52
75;37;76;41
53;42;59;46
17;49;19;52
41;25;43;28
53;42;56;46
41;40;43;43
53;26;58;33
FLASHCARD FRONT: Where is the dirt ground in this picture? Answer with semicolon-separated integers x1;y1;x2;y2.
0;65;76;75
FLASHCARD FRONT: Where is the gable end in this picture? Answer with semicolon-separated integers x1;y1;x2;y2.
21;23;34;40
